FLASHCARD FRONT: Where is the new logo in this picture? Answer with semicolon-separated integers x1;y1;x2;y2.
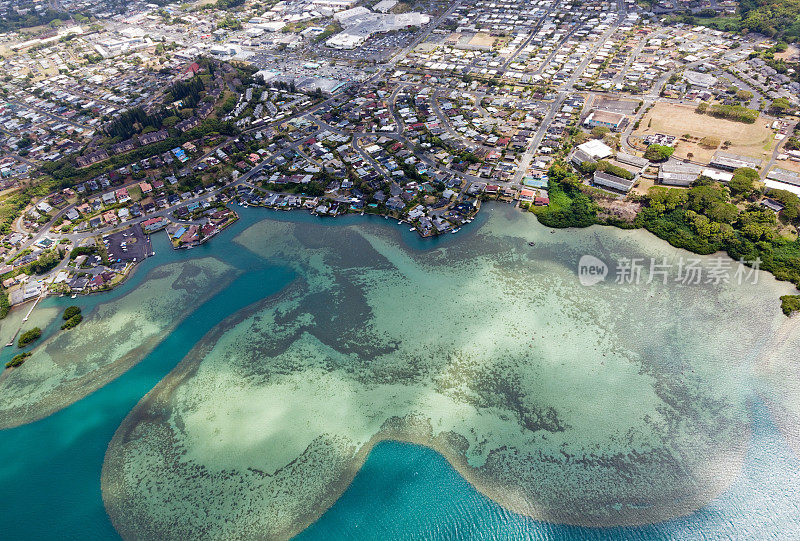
578;255;607;286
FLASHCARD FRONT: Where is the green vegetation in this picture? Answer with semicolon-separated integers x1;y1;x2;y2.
69;246;97;259
0;8;74;32
697;102;759;123
576;161;597;175
61;314;83;330
729;167;760;196
62;306;81;320
5;352;31;369
596;160;635;181
0;292;9;320
781;294;800;315
217;16;242;31
530;162;597;228
636;179;800;291
314;21;342;42
644;144;675;162
681;1;800;42
17;327;42;348
739;0;800;42
213;0;246;8
771;97;794;115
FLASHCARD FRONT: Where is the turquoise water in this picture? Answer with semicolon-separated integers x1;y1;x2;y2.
0;207;798;540
300;400;800;540
0;210;295;540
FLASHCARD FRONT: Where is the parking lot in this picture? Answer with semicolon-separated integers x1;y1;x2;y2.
103;224;152;263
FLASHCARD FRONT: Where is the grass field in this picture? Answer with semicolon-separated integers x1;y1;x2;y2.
634;103;775;163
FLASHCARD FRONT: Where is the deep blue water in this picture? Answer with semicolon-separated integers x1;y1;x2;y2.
0;207;798;540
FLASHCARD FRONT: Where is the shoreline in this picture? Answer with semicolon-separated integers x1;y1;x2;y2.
0;258;240;430
100;233;754;538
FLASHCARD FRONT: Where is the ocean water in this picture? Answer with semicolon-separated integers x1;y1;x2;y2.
0;205;798;540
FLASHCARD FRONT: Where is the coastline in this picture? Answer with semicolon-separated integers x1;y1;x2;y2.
0;257;240;430
100;209;759;540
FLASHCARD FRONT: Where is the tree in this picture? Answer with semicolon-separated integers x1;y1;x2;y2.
707;202;739;223
770;97;793;115
644;144;674;162
62;306;81;320
18;327;42;348
729;167;759;196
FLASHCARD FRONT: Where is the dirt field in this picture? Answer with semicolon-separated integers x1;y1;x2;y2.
633;103;775;163
776;159;800;174
469;33;498;50
775;45;800;62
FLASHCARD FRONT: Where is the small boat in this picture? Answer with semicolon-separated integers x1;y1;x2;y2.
452;228;460;233
397;221;403;225
71;294;77;299
528;241;535;246
409;228;415;232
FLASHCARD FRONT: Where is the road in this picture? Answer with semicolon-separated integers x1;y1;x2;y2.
513;13;625;183
7;99;94;132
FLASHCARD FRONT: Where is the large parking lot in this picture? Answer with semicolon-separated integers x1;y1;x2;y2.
103;224;152;263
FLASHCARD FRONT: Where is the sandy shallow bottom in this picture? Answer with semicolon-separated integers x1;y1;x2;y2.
0;303;59;348
102;207;800;540
0;257;236;429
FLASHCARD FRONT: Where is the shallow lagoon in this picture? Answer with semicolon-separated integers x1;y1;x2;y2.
0;206;797;539
90;205;800;540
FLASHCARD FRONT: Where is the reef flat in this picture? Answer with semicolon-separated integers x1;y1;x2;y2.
102;207;799;540
0;257;236;429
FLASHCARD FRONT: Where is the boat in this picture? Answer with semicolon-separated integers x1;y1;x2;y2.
452;228;460;233
409;228;415;232
398;221;403;225
528;241;535;246
71;294;77;299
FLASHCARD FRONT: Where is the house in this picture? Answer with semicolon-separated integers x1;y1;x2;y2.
142;216;168;233
593;171;634;193
584;110;626;131
139;182;152;194
576;140;613;160
68;276;89;292
519;189;535;202
141;197;156;214
89;274;107;290
76;150;109;168
36;201;53;214
709;152;762;172
761;198;785;212
386;196;405;210
176;117;201;133
659;162;702;187
138;130;168;146
102;210;118;224
111;139;137;155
